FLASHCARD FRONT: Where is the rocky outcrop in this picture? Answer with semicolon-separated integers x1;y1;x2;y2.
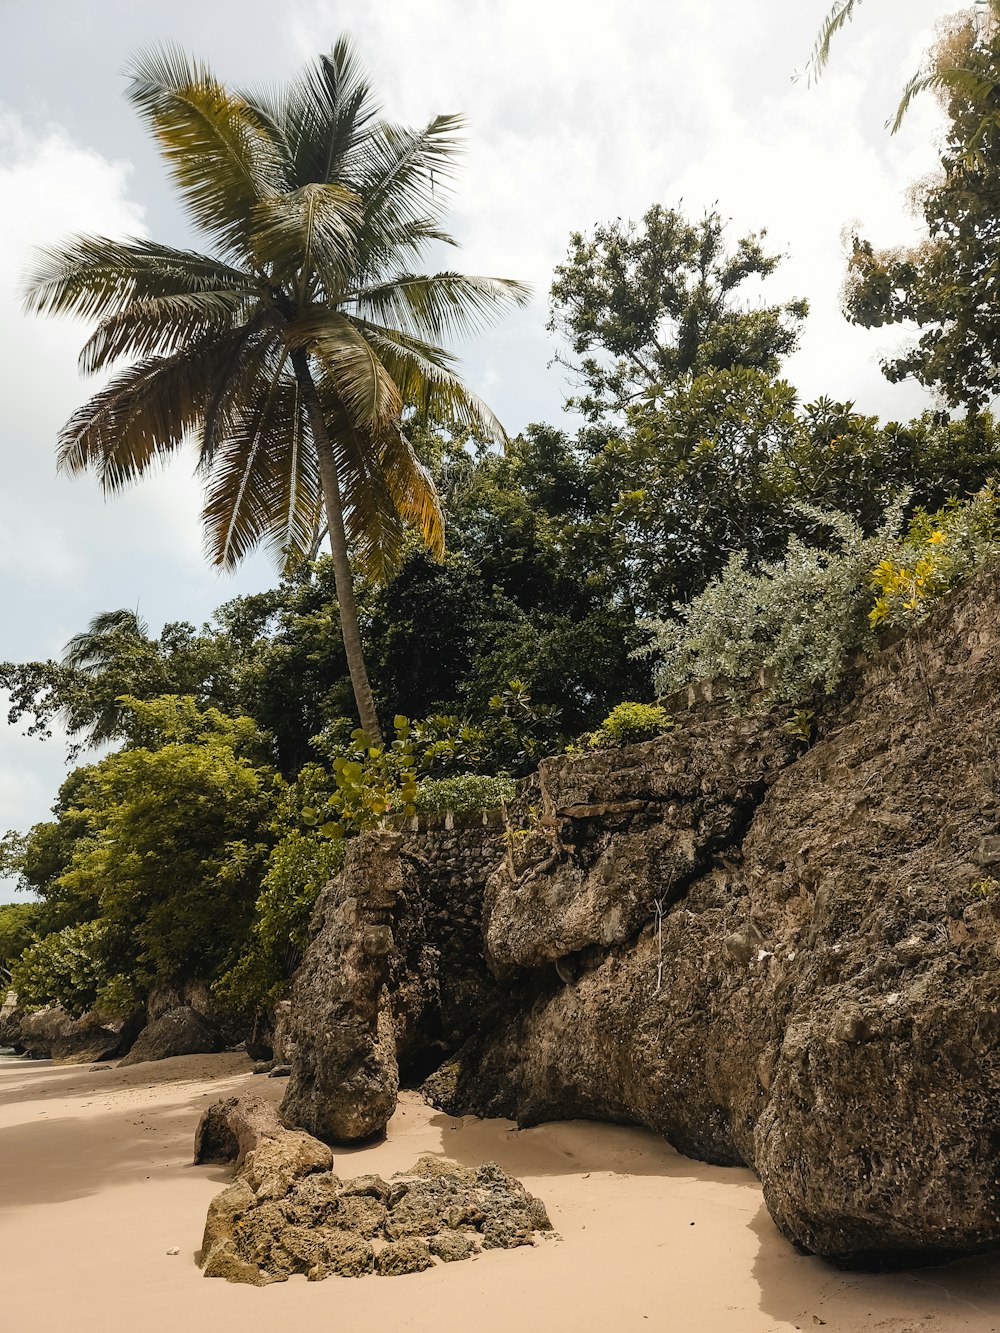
119;1005;223;1066
435;561;1000;1268
279;831;403;1143
0;991;23;1048
281;561;1000;1269
13;1003;142;1063
193;1095;553;1286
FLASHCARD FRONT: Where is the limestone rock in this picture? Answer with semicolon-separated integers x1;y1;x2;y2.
195;1141;551;1284
279;830;403;1143
0;992;24;1049
375;1238;433;1275
15;1003;142;1063
431;561;1000;1268
119;1006;222;1066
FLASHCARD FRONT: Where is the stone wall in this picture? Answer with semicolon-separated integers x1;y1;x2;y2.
393;812;507;1072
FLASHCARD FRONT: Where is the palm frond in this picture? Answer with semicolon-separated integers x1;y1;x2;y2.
247;37;381;189
288;309;402;430
57;330;248;491
889;63;1000;134
202;364;323;568
378;425;445;559
354;114;465;261
78;289;254;373
126;44;288;258
355;320;508;443
199;311;284;465
805;0;864;82
22;236;259;323
351;271;531;342
250;182;362;297
356;216;458;281
63;609;151;669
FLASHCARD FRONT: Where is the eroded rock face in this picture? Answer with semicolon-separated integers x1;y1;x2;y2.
119;1005;222;1066
14;1003;142;1063
436;562;1000;1267
280;831;403;1143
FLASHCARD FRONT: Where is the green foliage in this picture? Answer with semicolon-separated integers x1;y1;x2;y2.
843;12;1000;409
782;709;816;744
644;505;907;708
548;205;807;419
646;487;1000;709
414;775;517;814
0;902;40;976
587;702;674;749
11;921;138;1018
306;718;419;838
869;484;1000;629
5;698;279;1008
216;826;346;1012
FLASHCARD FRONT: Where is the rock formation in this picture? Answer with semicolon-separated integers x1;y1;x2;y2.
279;830;403;1142
119;1005;223;1066
194;1092;552;1283
11;1003;142;1063
282;561;1000;1268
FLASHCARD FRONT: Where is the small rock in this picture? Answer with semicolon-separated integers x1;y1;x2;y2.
375;1238;434;1276
166;1247;180;1255
267;1064;291;1078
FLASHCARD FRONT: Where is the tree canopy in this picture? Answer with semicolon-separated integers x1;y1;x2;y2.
548;205;807;420
844;8;1000;410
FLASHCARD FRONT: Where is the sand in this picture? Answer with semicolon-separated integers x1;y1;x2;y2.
2;1054;1000;1333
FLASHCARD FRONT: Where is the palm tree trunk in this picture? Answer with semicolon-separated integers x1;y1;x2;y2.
291;350;383;745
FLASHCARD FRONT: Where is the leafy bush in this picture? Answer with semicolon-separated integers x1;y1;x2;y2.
587;702;674;749
11;920;137;1017
216;828;346;1012
0;902;39;976
643;488;1000;709
414;775;517;814
869;485;1000;629
305;718;418;838
642;505;905;707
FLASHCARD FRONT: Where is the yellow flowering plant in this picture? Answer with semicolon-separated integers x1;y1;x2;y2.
869;485;1000;629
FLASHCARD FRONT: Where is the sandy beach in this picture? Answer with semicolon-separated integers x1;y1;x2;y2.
1;1054;999;1333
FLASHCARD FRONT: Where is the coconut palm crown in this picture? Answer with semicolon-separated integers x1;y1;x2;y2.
23;39;530;741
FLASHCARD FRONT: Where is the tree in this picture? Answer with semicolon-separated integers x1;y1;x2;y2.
843;9;1000;410
23;39;528;743
6;697;278;1006
548;205;807;419
0;608;246;756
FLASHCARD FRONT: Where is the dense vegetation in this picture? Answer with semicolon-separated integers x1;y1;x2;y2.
5;8;1000;1025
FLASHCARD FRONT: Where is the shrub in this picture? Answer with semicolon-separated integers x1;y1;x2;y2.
587;702;674;748
642;488;1000;710
216;828;346;1012
11;920;137;1018
0;902;40;976
641;504;905;708
414;774;517;814
869;484;1000;629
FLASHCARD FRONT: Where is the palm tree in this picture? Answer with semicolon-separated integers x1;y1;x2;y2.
23;40;529;744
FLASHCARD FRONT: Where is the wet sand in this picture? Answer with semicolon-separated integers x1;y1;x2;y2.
1;1053;999;1333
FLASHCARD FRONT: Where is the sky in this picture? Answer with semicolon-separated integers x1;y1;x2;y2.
0;0;965;899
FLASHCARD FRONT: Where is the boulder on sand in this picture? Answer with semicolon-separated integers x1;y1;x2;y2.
14;1003;142;1063
119;1005;223;1066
